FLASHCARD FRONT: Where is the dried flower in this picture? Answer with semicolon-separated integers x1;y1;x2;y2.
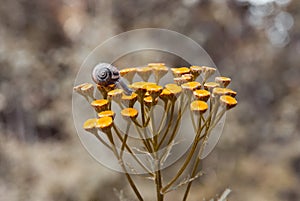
121;108;138;120
95;116;113;132
190;65;202;79
130;82;148;97
144;96;158;108
91;99;109;112
122;92;138;108
193;89;210;102
74;83;95;101
212;87;237;97
165;83;182;102
149;63;169;83
202;66;216;81
83;118;98;135
98;110;116;119
220;95;237;110
204;82;220;92
171;67;190;77
77;62;238;201
120;68;137;83
148;63;166;67
107;89;123;102
96;83;116;99
146;84;163;100
181;81;201;94
190;100;208;114
137;67;152;81
174;76;190;85
215;76;231;88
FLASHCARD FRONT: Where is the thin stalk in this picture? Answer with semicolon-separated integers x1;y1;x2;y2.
182;109;227;200
157;101;171;134
140;95;146;125
161;110;210;193
152;109;164;201
106;130;144;201
120;123;131;158
94;133;112;151
113;124;154;176
133;123;153;153
157;102;175;148
182;116;205;201
166;97;190;145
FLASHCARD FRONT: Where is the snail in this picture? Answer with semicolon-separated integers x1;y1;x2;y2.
92;63;133;95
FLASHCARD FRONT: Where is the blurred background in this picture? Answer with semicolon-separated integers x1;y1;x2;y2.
0;0;299;200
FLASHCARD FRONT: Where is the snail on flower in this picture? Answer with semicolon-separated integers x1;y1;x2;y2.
92;63;133;95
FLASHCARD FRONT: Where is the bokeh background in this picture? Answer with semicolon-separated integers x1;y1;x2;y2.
0;0;300;200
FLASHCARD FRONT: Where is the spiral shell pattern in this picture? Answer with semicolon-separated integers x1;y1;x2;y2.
92;63;120;86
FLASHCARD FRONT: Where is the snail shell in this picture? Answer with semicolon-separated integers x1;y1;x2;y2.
92;63;120;86
92;63;133;95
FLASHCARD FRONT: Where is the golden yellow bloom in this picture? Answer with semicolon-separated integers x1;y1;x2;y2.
159;88;172;103
148;63;166;67
193;89;210;102
130;82;148;95
171;67;190;77
121;108;138;119
212;87;237;97
91;99;109;112
190;100;208;114
122;92;138;108
96;84;116;99
144;96;158;108
220;95;237;110
96;116;113;132
83;118;98;134
181;81;201;93
146;84;163;99
165;84;182;97
98;110;116;119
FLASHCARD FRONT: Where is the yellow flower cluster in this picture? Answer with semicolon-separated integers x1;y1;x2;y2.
74;63;237;201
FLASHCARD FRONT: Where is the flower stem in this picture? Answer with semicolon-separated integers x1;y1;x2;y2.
106;130;144;201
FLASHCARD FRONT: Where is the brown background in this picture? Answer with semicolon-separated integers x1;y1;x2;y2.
0;0;299;200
